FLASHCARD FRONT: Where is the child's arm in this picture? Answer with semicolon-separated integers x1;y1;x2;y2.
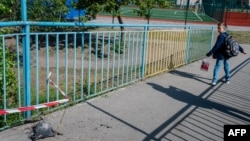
239;46;247;54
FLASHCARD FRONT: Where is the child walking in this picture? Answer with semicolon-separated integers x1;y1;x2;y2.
206;23;247;86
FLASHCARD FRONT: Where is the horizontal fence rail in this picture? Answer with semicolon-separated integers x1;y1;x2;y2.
0;22;214;130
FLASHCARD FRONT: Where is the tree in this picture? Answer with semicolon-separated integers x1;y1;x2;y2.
72;0;104;20
28;0;69;22
103;0;131;32
74;0;171;29
0;0;70;22
134;0;171;24
73;0;131;32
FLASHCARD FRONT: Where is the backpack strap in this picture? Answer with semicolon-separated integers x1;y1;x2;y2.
222;33;231;45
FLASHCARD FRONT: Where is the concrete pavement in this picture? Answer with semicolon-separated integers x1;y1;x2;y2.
0;44;249;141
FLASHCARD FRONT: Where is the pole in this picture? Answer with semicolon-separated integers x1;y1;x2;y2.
21;0;31;119
224;0;229;24
112;10;114;29
185;0;190;26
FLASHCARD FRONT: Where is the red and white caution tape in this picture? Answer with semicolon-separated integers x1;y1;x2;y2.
0;99;69;115
0;72;69;115
47;72;68;99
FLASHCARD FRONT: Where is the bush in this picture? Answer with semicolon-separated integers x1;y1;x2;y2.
0;33;18;127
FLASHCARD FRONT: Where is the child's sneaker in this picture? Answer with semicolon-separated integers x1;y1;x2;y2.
226;80;230;84
211;82;217;86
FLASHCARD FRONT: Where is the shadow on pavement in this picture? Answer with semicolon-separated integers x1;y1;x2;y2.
170;70;211;85
144;58;250;141
85;102;157;140
147;83;250;122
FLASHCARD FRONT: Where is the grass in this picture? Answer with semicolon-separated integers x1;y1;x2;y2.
227;31;250;44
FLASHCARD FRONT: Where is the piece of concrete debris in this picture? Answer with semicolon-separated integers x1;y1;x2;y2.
29;121;57;141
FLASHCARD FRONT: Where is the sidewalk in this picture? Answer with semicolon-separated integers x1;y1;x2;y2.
0;44;249;141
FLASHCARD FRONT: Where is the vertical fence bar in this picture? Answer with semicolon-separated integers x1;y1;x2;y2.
95;33;98;94
126;32;131;83
134;32;139;80
88;33;92;96
139;32;143;78
46;34;50;103
210;26;215;49
73;33;77;100
16;35;21;119
117;32;121;86
2;36;6;122
106;32;111;90
149;31;152;74
112;32;116;88
156;31;160;72
21;0;31;118
101;33;104;92
162;31;166;70
65;34;69;98
141;26;148;79
131;32;135;81
35;34;39;106
81;32;85;99
186;26;191;64
122;32;127;85
159;31;163;71
56;34;59;100
151;31;154;72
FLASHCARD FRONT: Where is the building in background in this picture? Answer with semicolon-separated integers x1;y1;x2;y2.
64;0;85;21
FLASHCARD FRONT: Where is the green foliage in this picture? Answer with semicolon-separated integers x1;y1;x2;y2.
0;41;18;108
103;0;130;15
72;0;104;20
0;0;20;21
112;42;124;54
1;0;69;22
133;0;171;23
28;0;69;22
82;79;96;96
0;30;18;127
73;0;133;23
74;0;171;25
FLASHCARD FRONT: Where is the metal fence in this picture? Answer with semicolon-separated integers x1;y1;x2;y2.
203;0;250;23
203;0;227;22
0;22;214;130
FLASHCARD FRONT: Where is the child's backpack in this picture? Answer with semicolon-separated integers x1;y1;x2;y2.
223;34;240;57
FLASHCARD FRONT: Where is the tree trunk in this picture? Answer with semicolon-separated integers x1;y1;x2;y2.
117;15;125;43
115;5;124;41
117;15;124;32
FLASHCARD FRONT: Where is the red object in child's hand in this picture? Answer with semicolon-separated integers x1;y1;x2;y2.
200;60;209;71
